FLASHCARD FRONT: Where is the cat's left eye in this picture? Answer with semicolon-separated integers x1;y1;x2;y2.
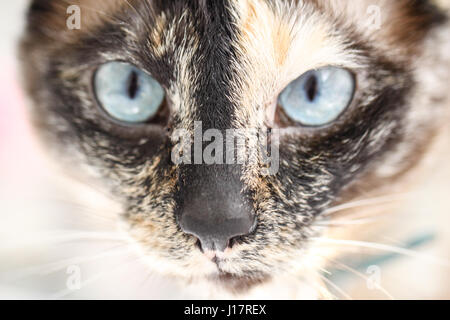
94;61;165;123
277;66;355;127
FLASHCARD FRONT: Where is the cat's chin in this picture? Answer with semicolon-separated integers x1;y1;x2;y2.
187;271;325;299
204;272;271;293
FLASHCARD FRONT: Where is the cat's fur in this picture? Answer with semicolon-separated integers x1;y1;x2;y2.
19;0;450;298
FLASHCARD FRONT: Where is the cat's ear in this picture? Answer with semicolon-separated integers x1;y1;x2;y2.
25;0;60;29
27;0;53;15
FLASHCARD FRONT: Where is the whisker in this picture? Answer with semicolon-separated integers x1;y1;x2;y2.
314;216;380;227
302;275;334;299
326;257;394;299
49;255;143;299
50;198;119;222
323;193;410;216
3;244;133;282
40;231;127;241
122;0;153;32
135;268;156;292
318;273;352;300
1;231;128;252
319;267;332;276
312;238;450;267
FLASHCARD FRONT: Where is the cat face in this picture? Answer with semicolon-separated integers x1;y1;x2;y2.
20;0;448;289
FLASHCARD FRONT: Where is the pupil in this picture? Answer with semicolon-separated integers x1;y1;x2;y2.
305;75;318;102
127;71;139;99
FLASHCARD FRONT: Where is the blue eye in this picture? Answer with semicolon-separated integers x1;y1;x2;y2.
278;67;355;126
94;61;165;123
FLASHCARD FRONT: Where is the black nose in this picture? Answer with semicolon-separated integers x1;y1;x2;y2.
176;164;255;252
179;209;255;252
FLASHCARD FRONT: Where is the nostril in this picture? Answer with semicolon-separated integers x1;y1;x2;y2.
195;238;203;252
228;237;237;249
182;216;256;253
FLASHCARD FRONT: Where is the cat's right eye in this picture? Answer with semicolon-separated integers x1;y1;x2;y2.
94;61;165;123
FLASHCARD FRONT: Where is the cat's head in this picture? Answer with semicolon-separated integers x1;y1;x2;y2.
20;0;449;291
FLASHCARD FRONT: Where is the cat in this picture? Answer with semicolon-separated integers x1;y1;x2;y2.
18;0;450;298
